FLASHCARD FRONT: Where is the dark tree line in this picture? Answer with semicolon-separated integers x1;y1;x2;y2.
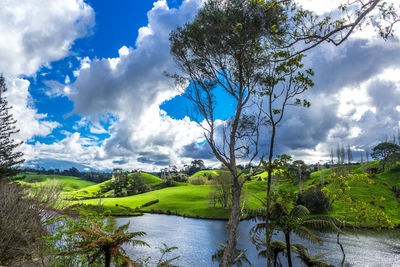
24;166;112;183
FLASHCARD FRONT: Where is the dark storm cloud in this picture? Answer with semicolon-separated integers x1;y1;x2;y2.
310;39;400;94
276;98;340;149
354;80;400;146
180;142;215;160
112;158;129;165
137;152;171;166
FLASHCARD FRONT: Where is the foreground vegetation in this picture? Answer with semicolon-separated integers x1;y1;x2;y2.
18;161;400;228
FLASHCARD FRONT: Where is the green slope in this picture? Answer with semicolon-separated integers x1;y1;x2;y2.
275;163;400;226
70;180;267;218
189;170;228;179
17;174;95;192
69;172;162;199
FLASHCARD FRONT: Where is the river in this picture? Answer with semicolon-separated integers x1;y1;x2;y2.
117;214;400;267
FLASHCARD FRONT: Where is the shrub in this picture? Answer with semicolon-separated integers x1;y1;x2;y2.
0;181;61;265
189;176;208;185
296;187;331;214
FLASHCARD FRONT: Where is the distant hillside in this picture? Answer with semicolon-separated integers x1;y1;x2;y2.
18;174;95;192
70;172;162;199
189;170;229;179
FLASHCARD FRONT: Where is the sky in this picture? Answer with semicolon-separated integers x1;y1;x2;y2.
1;0;400;171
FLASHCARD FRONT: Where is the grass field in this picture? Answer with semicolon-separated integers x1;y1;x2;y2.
72;180;268;219
17;174;95;192
68;172;162;199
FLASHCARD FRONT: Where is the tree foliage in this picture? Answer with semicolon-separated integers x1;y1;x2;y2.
269;0;400;57
323;173;392;228
207;172;232;208
105;172;148;197
0;75;24;179
297;186;331;214
371;142;400;171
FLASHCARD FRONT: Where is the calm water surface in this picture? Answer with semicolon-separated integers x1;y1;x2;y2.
117;214;400;267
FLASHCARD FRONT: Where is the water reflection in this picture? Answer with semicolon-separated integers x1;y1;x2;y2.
118;214;400;267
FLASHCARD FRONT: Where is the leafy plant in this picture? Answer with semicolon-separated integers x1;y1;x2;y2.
248;203;340;267
43;210;148;267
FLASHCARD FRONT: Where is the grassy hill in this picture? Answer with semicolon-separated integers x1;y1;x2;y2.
17;174;95;192
274;162;400;226
189;170;228;179
68;172;162;199
71;180;268;218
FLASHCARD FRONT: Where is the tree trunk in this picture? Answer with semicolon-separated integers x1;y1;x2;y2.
104;249;111;267
220;182;241;267
284;232;293;267
265;124;276;267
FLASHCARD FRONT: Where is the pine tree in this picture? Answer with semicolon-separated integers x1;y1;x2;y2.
0;75;24;180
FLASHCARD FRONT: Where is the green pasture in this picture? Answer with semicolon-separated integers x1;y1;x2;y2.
17;174;95;192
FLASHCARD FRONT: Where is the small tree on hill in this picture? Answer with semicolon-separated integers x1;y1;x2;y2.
289;160;310;191
371;142;400;172
208;172;232;208
0;75;24;179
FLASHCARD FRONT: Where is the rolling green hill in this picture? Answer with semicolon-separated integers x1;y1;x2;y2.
275;162;400;226
68;172;162;199
70;180;268;218
189;170;228;179
17;174;95;192
22;162;400;227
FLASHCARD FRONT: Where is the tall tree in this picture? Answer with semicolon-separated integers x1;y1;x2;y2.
257;39;313;265
318;162;324;186
169;1;283;265
330;149;334;176
336;144;341;176
360;151;365;173
0;75;24;180
340;144;346;176
347;144;353;174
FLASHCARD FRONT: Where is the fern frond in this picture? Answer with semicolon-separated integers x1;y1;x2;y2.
302;218;341;233
290;205;309;218
294;226;322;245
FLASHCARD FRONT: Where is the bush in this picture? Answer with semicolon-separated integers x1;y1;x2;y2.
296;187;331;214
0;181;60;265
189;176;208;185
